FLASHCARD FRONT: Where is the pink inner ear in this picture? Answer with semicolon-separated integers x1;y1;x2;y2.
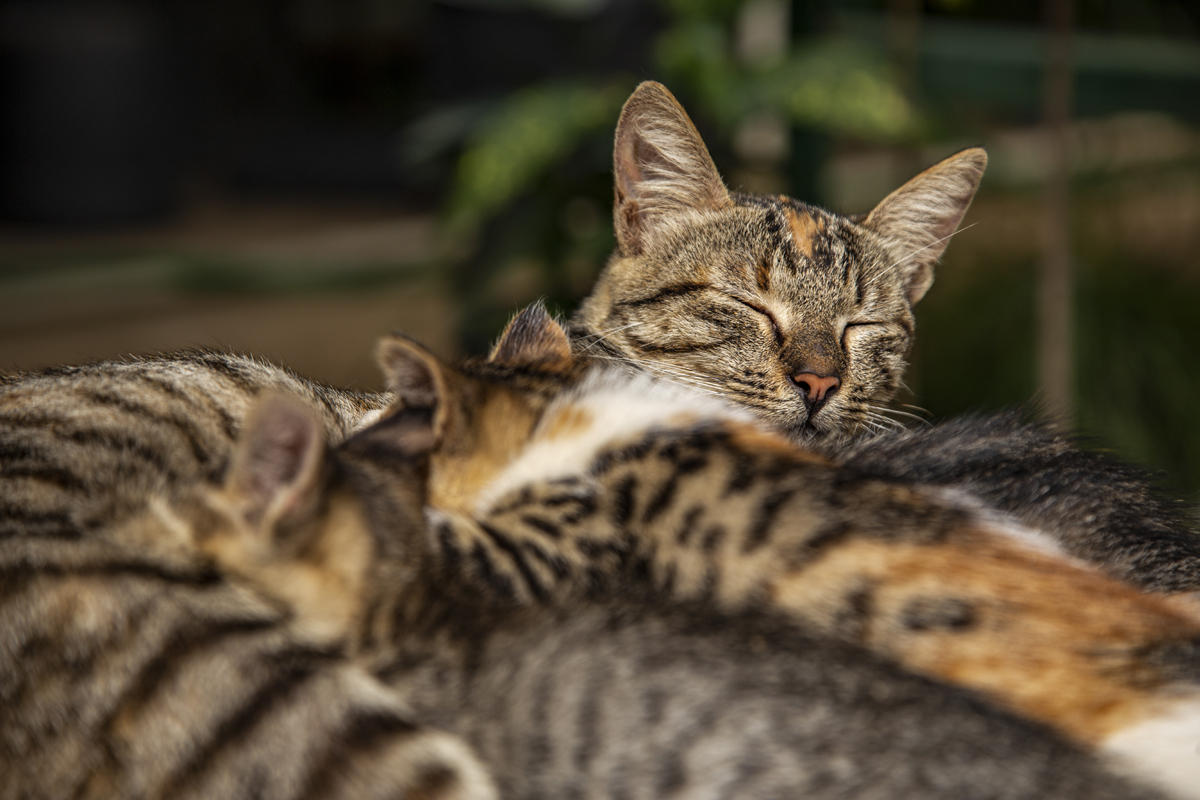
251;411;316;493
230;396;323;527
615;136;646;204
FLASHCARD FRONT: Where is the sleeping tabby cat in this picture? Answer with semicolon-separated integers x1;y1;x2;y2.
569;81;1200;592
2;82;1194;599
571;80;985;440
5;378;1160;800
361;306;1200;800
0;390;494;799
199;390;1166;800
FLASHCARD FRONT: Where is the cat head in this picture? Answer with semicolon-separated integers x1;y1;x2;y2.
373;303;584;516
573;81;987;440
194;392;436;648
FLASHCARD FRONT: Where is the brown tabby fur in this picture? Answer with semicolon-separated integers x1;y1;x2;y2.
201;385;1166;800
0;351;387;540
572;81;986;439
371;306;1200;771
0;394;495;800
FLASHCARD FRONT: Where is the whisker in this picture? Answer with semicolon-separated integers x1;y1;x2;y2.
876;407;931;425
864;222;981;291
576;321;645;352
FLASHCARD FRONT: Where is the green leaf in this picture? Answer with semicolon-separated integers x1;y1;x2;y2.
447;82;629;231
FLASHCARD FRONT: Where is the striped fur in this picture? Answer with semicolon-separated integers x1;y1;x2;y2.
368;313;1200;799
573;81;986;439
816;414;1200;592
0;350;388;540
0;391;494;800
203;392;1166;800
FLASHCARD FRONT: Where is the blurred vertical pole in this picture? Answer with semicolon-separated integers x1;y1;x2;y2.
789;0;826;204
1038;0;1074;426
887;0;921;116
886;0;923;198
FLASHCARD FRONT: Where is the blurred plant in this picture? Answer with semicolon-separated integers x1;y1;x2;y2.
415;0;921;351
445;82;630;233
442;0;918;235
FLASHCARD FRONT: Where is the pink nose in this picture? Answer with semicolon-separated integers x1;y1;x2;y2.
793;373;840;402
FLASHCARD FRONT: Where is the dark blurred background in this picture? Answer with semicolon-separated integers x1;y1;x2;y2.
1;0;1198;503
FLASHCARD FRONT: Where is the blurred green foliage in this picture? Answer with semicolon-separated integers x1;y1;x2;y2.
439;0;917;349
446;1;915;234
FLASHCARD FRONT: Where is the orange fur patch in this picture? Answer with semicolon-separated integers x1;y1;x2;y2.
542;404;593;440
429;387;541;513
725;421;831;465
785;208;825;261
771;534;1200;743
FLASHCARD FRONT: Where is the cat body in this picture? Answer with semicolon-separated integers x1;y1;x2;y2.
0;350;388;540
367;309;1200;799
204;392;1167;800
820;414;1200;592
0;430;494;800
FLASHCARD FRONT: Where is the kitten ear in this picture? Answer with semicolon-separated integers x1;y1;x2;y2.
862;147;987;305
613;81;732;256
375;334;452;440
224;393;325;529
489;302;573;369
347;406;439;461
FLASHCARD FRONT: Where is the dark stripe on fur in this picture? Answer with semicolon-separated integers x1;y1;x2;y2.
614;283;709;309
155;654;324;797
479;522;548;601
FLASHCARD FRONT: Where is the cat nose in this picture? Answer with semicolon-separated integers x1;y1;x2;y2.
792;372;840;416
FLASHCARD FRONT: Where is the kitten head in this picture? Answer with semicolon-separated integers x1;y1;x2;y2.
573;81;987;439
194;392;436;648
374;303;585;516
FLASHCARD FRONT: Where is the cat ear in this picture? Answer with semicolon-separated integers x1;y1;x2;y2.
224;392;325;529
861;147;988;305
489;302;573;370
613;81;732;256
375;334;452;440
346;406;439;461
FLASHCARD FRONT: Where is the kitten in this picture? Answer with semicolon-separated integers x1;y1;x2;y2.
569;81;1200;593
0;391;493;800
368;306;1200;799
205;390;1167;800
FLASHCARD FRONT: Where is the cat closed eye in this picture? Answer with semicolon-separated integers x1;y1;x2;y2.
731;297;784;345
840;321;884;345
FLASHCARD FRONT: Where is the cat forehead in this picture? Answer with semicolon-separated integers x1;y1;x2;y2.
650;199;887;305
730;195;876;266
649;198;875;276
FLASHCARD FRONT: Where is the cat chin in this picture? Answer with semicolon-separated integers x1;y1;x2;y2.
1101;694;1200;800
